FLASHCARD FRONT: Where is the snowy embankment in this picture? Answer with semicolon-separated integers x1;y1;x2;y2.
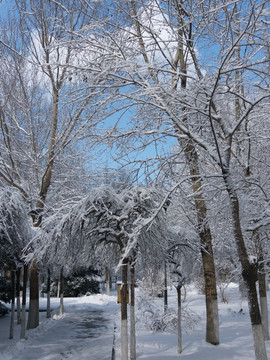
0;284;270;359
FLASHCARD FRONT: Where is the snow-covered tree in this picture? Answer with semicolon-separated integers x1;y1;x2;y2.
26;184;173;360
0;188;32;339
0;0;112;329
0;189;32;269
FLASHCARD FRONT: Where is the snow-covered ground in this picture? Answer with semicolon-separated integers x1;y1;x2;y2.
0;283;269;359
122;283;270;360
0;294;118;360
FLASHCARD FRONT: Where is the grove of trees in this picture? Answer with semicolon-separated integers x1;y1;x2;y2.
0;1;269;360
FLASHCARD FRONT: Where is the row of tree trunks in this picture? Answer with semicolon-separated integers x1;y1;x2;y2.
7;265;28;340
7;265;64;340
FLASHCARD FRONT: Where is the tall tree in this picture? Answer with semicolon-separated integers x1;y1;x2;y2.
0;0;108;328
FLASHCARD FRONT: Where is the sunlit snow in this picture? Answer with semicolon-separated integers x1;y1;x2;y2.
0;283;269;359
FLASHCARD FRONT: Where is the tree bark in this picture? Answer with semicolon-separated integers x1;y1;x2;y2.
258;267;269;340
27;262;39;329
130;264;136;360
46;268;51;319
9;270;16;339
59;268;64;316
21;264;28;339
121;258;128;360
185;143;219;345
174;284;182;353
16;267;21;325
164;260;168;313
105;267;110;296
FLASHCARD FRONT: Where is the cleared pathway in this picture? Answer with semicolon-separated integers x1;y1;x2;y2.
1;298;117;360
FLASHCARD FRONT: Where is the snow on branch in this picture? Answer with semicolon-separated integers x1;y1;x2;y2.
25;184;174;275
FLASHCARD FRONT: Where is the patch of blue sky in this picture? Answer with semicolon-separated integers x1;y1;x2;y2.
0;0;15;18
89;105;178;185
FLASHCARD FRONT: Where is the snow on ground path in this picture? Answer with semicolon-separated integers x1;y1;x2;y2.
12;310;113;360
1;294;118;360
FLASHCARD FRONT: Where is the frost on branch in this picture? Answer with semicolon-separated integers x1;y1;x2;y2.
0;188;32;268
26;184;171;275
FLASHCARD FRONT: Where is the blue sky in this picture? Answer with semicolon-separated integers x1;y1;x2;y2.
0;0;15;17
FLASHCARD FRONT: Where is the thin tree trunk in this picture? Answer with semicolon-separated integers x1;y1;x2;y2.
57;277;60;298
121;258;128;360
20;264;28;339
16;267;21;325
105;267;110;296
255;231;270;341
46;268;51;319
27;262;39;329
164;260;168;313
176;285;182;353
59;268;64;316
9;270;15;339
224;173;267;360
130;264;136;360
258;268;269;340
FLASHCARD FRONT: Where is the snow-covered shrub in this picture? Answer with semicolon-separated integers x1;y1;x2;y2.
136;294;200;333
137;268;164;297
194;276;205;295
217;282;230;303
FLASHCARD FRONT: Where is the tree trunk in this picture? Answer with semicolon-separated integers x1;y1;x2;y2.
59;268;64;316
201;242;219;345
164;261;168;313
224;173;267;360
258;268;269;340
27;262;39;329
130;264;136;360
16;267;21;325
176;285;182;353
105;267;110;296
9;270;16;339
121;258;128;360
185;143;219;345
46;268;51;319
21;264;28;339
